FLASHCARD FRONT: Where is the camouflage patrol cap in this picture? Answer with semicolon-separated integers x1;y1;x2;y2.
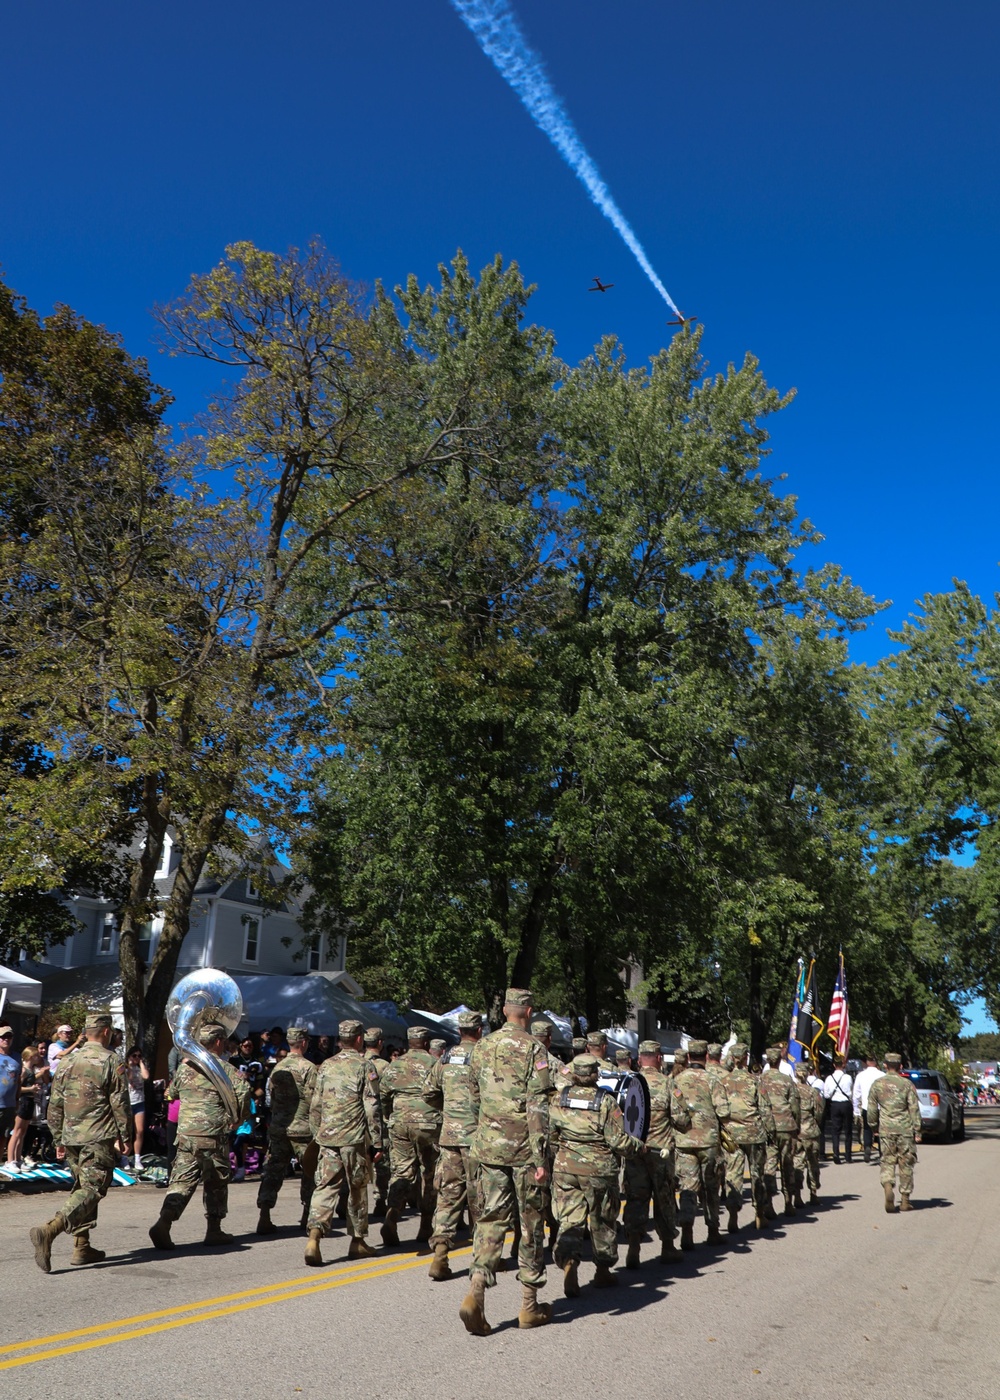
673;1047;688;1065
505;987;533;1007
429;1038;447;1052
458;1011;483;1032
84;1010;113;1031
884;1052;903;1068
615;1048;632;1065
794;1062;809;1079
407;1025;431;1044
530;1019;552;1037
706;1043;722;1059
731;1042;748;1060
571;1054;600;1084
339;1019;364;1041
286;1026;309;1044
638;1039;661;1056
196;1021;227;1046
586;1031;607;1049
765;1046;782;1066
571;1037;587;1053
687;1039;708;1057
363;1027;383;1046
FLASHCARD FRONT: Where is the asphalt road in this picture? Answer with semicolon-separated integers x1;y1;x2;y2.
2;1114;998;1400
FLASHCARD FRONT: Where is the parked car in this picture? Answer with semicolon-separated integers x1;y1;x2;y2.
901;1068;965;1141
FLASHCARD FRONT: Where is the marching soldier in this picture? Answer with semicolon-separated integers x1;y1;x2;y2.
671;1039;730;1248
427;1011;483;1281
585;1031;616;1073
615;1047;633;1071
723;1041;773;1231
705;1042;729;1198
551;1055;644;1296
429;1039;447;1061
561;1035;588;1076
256;1025;318;1234
30;1010;131;1272
867;1054;921;1213
792;1062;824;1207
623;1038;683;1267
379;1026;442;1245
304;1018;384;1264
671;1047;688;1077
758;1046;800;1216
363;1028;392;1215
150;1021;250;1251
459;987;552;1337
531;1018;563;1245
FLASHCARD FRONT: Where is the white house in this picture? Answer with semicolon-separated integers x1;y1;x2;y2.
19;834;359;1008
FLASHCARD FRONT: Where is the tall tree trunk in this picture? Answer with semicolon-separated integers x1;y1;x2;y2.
509;860;558;991
748;935;765;1064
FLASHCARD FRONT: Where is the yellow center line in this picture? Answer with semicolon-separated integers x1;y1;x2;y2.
2;1246;474;1371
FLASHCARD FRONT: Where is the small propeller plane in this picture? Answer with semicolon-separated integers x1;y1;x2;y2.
666;312;698;328
588;277;615;293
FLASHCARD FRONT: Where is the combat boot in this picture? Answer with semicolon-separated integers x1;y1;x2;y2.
863;1149;871;1163
755;1211;767;1230
203;1217;234;1246
255;1208;277;1236
794;1190;805;1210
763;1194;777;1220
148;1214;174;1250
30;1213;67;1273
459;1270;491;1336
883;1182;895;1213
727;1207;740;1233
592;1263;618;1288
304;1227;323;1266
380;1208;400;1246
563;1259;580;1296
680;1222;695;1251
783;1194;796;1216
416;1211;433;1244
625;1232;642;1269
660;1239;684;1263
427;1242;452;1280
518;1282;553;1328
348;1236;377;1259
810;1191;820;1205
706;1226;723;1246
370;1197;387;1218
70;1230;106;1266
899;1194;913;1212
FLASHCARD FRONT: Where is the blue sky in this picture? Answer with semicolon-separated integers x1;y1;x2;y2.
3;2;997;1029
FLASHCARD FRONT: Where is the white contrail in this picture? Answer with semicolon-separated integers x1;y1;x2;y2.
449;0;682;316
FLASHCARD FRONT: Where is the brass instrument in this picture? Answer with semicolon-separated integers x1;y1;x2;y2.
166;968;244;1127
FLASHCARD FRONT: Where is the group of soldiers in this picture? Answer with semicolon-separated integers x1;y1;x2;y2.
27;994;924;1338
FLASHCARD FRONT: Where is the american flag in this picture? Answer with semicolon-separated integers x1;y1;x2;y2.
828;953;850;1057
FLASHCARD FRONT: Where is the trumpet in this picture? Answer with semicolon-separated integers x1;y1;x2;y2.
166;968;244;1127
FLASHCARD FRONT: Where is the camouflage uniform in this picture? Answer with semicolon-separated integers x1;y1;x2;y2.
792;1066;824;1200
428;1022;481;1252
671;1041;730;1241
867;1058;921;1206
47;1033;130;1237
758;1050;800;1209
364;1031;392;1208
380;1030;442;1223
550;1056;642;1275
307;1027;384;1241
256;1042;318;1215
623;1039;679;1256
468;1008;551;1289
585;1033;617;1074
162;1056;249;1225
724;1043;774;1224
705;1045;729;1196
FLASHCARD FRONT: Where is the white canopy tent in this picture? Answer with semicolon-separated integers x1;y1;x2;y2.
0;965;43;1016
230;973;408;1045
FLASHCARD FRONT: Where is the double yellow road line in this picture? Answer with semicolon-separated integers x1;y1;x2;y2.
2;1245;472;1371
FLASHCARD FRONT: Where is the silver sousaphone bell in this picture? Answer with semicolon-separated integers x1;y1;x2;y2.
596;1070;651;1141
167;968;244;1127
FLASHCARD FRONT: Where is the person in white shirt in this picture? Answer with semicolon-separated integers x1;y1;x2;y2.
852;1055;885;1163
823;1055;854;1163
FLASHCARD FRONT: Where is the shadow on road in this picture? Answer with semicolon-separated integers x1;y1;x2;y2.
909;1196;953;1211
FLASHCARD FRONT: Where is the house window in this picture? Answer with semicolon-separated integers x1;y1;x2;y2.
99;914;116;954
137;921;154;964
155;836;172;879
307;943;320;972
244;918;260;964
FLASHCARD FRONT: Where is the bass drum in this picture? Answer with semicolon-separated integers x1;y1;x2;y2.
596;1070;651;1141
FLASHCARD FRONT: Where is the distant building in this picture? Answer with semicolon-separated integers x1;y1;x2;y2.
19;833;356;1011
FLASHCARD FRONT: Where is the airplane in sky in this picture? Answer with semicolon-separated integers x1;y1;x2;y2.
666;312;698;328
588;277;614;293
